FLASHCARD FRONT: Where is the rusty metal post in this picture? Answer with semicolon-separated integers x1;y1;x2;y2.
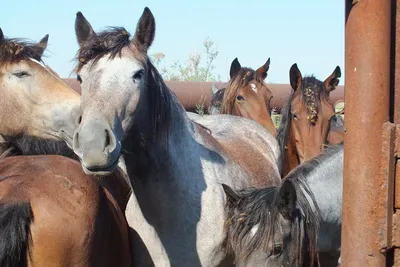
341;0;391;266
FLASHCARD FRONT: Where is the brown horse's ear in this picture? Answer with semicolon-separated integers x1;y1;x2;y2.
133;7;155;52
230;58;241;79
222;184;241;206
75;12;96;47
277;180;297;221
0;28;4;46
256;58;270;80
34;34;49;59
289;63;302;91
324;66;341;92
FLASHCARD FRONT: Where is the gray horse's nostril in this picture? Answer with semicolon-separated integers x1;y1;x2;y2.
105;129;111;149
77;115;82;125
73;132;80;149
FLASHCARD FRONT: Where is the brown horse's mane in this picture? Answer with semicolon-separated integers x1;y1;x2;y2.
220;68;264;114
75;27;144;72
0;38;45;65
277;75;331;165
223;144;336;266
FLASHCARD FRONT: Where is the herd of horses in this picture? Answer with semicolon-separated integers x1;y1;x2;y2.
0;6;346;267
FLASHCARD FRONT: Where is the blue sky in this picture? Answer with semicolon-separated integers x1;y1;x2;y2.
1;0;344;84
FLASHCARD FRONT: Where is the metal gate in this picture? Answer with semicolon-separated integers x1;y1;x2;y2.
341;0;400;265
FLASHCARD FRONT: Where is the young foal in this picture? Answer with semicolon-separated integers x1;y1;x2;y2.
72;8;281;266
223;143;343;267
277;63;342;177
0;30;131;267
210;57;277;137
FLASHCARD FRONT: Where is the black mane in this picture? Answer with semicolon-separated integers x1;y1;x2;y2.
1;134;78;160
75;27;137;71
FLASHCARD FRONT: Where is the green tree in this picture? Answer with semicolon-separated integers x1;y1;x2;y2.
151;37;220;82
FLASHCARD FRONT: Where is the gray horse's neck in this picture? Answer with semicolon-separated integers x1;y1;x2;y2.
124;94;212;265
300;144;343;252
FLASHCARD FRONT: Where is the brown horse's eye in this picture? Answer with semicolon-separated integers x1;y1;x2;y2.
292;113;299;120
236;95;245;101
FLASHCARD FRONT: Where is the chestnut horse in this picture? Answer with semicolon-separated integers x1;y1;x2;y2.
0;29;131;267
209;58;277;137
72;8;281;266
277;63;342;177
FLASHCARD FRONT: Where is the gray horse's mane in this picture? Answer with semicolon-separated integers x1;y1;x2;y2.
225;142;343;265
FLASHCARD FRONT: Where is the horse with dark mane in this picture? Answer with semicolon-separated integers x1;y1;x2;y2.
277;63;343;177
72;8;281;266
209;57;277;137
0;29;131;267
223;143;343;267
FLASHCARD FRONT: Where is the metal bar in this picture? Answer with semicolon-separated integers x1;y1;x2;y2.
61;78;345;112
341;0;391;266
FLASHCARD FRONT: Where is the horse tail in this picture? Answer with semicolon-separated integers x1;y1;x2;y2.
0;202;33;267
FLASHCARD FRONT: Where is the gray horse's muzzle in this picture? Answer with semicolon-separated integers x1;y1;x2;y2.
73;118;121;175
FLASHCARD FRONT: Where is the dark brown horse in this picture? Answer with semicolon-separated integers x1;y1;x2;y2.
277;63;342;177
0;29;131;267
210;58;277;137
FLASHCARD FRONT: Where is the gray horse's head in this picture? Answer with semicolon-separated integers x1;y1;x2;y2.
72;7;161;175
222;179;320;267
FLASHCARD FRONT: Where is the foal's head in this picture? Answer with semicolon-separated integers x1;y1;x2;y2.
278;64;341;163
0;29;80;150
220;58;277;136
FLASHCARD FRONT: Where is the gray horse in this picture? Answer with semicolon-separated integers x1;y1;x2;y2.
223;143;343;266
72;7;282;267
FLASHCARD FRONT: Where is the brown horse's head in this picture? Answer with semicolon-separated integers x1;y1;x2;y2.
220;58;277;137
0;29;81;149
278;63;341;166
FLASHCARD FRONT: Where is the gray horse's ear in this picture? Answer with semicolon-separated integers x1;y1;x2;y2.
133;7;155;52
277;180;297;220
289;63;302;91
230;57;241;79
324;66;341;92
222;184;240;205
211;84;219;95
75;11;96;46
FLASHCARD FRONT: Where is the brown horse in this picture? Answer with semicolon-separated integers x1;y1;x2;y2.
0;155;131;267
0;29;131;267
0;29;80;153
212;58;277;137
277;63;342;177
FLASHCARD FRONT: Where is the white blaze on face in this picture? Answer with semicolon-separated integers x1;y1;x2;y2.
250;83;258;93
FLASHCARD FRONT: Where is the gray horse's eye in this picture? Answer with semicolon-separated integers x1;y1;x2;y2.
272;244;283;256
133;69;144;80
